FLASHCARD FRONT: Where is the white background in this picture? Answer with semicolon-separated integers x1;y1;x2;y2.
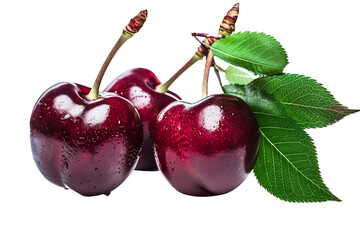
1;0;359;239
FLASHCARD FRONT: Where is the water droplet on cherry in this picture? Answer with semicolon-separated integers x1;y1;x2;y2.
60;114;70;121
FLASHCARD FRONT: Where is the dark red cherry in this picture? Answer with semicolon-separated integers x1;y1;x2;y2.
104;68;180;171
30;10;148;195
30;82;143;196
153;94;260;196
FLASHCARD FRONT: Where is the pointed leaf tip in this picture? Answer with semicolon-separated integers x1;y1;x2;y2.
223;84;341;203
253;74;359;128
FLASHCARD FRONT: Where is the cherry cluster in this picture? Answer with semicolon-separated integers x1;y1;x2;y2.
30;5;260;197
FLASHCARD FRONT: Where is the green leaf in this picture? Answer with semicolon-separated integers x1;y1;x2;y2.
222;65;256;85
252;74;359;128
211;31;288;75
223;84;341;202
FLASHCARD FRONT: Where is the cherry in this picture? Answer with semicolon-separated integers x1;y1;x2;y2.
153;94;260;196
30;10;147;196
30;83;143;196
104;68;180;171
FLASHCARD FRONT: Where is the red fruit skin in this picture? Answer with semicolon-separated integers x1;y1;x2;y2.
104;68;180;171
153;94;260;196
30;82;143;196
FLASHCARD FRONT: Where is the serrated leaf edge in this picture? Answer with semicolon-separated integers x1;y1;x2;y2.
255;118;341;202
256;73;359;128
211;31;289;72
223;85;341;203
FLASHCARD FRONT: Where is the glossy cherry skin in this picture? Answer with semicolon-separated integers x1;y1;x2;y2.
104;68;180;171
30;82;143;196
153;94;260;196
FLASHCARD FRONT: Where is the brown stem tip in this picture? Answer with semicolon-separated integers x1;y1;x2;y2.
124;10;148;36
219;3;239;36
195;3;240;58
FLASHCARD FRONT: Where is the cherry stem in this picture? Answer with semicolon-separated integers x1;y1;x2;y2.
213;63;223;88
199;3;239;98
87;10;148;100
155;54;202;93
87;33;131;100
201;51;215;99
155;3;239;95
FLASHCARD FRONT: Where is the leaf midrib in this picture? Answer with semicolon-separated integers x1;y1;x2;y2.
281;102;348;115
258;125;335;199
227;72;255;78
211;46;280;69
